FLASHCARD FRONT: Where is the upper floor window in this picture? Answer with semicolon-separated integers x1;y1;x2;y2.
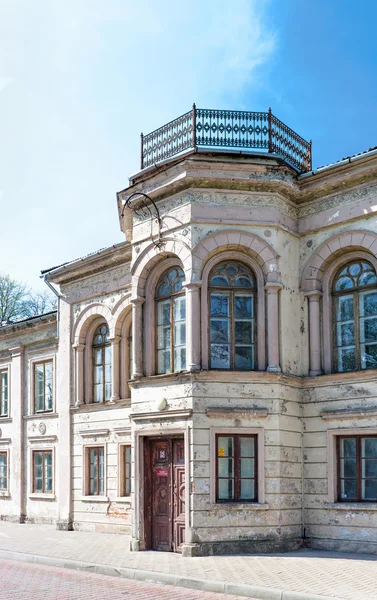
156;267;186;374
93;324;112;402
333;261;377;372
34;362;53;412
0;370;8;417
209;262;255;370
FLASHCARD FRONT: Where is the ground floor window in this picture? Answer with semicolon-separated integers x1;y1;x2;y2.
216;434;257;502
33;450;53;493
338;435;377;501
0;452;7;491
88;447;105;495
121;445;131;496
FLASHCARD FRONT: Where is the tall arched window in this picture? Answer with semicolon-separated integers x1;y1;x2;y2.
209;262;255;370
92;323;112;402
333;260;377;372
156;267;186;374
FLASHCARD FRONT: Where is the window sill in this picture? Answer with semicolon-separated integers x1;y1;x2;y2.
112;497;131;503
71;400;130;412
29;493;56;501
0;417;11;423
325;502;377;511
24;413;58;420
213;502;269;510
80;495;110;503
0;491;10;498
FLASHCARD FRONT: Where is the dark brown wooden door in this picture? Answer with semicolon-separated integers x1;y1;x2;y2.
145;437;185;552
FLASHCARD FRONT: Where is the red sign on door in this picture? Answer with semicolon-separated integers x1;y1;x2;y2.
156;468;169;477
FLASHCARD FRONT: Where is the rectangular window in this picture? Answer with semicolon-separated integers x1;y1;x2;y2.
34;362;53;412
0;370;8;416
0;452;7;491
122;445;131;496
33;450;53;493
216;434;257;502
88;447;105;495
338;435;377;501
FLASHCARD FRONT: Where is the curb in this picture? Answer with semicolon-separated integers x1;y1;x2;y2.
0;548;340;600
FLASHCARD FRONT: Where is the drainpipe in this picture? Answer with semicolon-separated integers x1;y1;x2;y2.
41;275;61;338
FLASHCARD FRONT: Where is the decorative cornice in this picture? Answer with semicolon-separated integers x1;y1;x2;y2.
0;438;11;445
114;427;131;435
131;409;192;421
206;407;269;419
79;429;109;438
28;435;57;443
321;406;377;420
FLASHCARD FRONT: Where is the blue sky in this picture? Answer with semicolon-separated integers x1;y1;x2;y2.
1;0;377;290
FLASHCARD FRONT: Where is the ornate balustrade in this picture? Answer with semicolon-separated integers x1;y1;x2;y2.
141;105;312;173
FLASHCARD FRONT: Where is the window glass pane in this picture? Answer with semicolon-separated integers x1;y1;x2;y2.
93;348;102;365
240;457;254;478
157;325;170;350
93;383;102;403
341;438;356;458
174;347;186;372
336;322;354;347
361;344;377;370
174;296;186;321
362;460;377;478
157;300;171;326
240;479;254;500
359;272;377;286
240;437;254;457
362;479;377;501
1;372;8;415
210;293;229;317
218;479;234;500
218;437;233;457
360;291;377;317
235;346;254;370
340;478;356;500
337;347;356;372
105;364;112;384
235;321;252;345
94;365;103;385
210;320;229;344
105;346;112;364
235;275;253;288
361;318;377;343
35;365;44;411
174;322;186;347
211;344;230;369
362;438;377;458
105;383;112;401
336;296;354;321
340;459;356;478
157;349;170;374
234;295;253;319
335;276;354;291
218;457;234;478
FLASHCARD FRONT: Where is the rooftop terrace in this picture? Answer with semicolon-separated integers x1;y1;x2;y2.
140;105;312;174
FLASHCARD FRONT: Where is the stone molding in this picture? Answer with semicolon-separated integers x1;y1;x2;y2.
206;407;269;419
131;409;193;421
321;406;377;420
79;429;109;438
28;435;57;443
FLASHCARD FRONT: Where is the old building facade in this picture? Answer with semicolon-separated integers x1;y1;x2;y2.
2;108;377;555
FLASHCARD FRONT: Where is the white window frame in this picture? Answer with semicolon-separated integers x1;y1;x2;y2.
29;445;56;500
0;448;9;495
118;442;132;498
29;354;56;415
0;366;10;418
83;443;107;498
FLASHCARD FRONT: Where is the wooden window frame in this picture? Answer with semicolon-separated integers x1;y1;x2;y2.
332;261;377;373
0;369;9;417
208;262;256;371
86;446;105;496
215;433;258;503
119;444;131;497
92;324;111;403
0;451;8;492
155;268;186;375
337;434;377;502
33;360;54;413
32;449;53;494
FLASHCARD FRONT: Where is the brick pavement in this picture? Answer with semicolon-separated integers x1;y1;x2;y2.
0;559;251;600
0;522;376;599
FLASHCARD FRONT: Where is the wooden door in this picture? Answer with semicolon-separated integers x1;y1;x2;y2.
145;437;185;552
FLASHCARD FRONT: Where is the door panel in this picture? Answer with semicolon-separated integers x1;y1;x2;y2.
145;437;185;553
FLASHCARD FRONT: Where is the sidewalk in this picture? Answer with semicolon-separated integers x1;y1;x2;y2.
0;522;376;600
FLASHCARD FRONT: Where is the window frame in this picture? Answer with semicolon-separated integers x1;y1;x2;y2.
86;446;105;496
332;261;377;373
119;444;131;497
336;434;377;503
92;323;112;403
0;450;8;492
155;267;186;375
0;368;9;417
33;360;54;414
208;262;256;371
215;433;258;503
32;449;53;494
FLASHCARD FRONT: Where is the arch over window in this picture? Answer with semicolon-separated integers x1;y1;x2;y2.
333;260;377;373
155;267;186;374
209;261;256;370
92;323;112;402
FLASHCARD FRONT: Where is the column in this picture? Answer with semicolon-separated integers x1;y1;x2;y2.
183;281;201;372
265;282;283;373
131;297;145;378
305;291;323;376
109;336;121;401
73;344;85;406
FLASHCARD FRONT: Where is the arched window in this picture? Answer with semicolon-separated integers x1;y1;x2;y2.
209;261;255;370
333;261;377;372
156;267;186;374
92;323;112;402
